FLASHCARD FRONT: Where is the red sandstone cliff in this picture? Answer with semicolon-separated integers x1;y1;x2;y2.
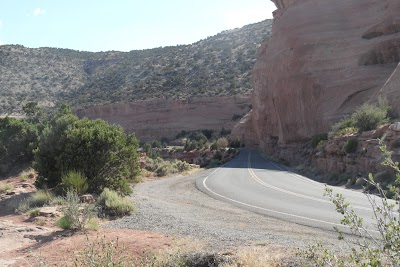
76;95;251;142
245;0;400;150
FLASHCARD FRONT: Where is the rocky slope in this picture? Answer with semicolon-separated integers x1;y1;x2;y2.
0;20;272;114
242;0;400;151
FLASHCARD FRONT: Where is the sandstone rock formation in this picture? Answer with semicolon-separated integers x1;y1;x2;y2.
246;0;400;150
311;124;400;176
77;95;251;142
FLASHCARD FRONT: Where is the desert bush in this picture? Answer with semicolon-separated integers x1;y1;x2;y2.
34;105;140;195
19;169;35;181
329;101;388;137
0;183;12;193
311;133;328;149
302;145;400;266
220;127;231;136
210;142;218;150
216;137;229;149
201;129;213;139
61;170;88;195
329;117;354;138
151;140;162;148
229;138;241;148
57;190;94;230
0;117;39;174
55;216;74;230
192;132;208;144
29;208;41;217
97;188;134;217
344;139;358;154
335;127;358;137
351;103;388;132
145;158;191;177
29;190;54;207
72;236;135;266
172;160;191;172
175;130;187;139
155;165;170;177
17;190;54;213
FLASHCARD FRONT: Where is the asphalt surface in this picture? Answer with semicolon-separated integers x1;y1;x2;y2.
197;149;384;233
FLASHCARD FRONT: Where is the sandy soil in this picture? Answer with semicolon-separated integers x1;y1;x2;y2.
0;175;178;267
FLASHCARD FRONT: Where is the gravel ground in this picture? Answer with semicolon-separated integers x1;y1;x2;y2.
105;168;343;250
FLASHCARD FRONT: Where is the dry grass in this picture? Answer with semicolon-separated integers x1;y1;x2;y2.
19;168;36;181
223;246;291;267
0;182;13;192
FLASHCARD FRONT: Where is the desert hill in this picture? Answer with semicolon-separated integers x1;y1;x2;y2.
0;20;272;114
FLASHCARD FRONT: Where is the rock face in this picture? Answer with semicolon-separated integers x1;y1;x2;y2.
247;0;400;149
311;124;400;176
76;95;251;142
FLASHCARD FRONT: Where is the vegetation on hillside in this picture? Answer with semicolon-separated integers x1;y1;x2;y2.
302;145;400;266
0;20;272;114
329;99;390;138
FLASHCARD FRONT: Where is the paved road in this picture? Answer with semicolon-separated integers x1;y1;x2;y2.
197;149;385;233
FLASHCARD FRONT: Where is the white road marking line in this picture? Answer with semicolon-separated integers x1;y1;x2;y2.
202;165;346;228
247;153;372;212
201;150;379;233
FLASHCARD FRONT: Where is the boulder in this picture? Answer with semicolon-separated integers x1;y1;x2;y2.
79;194;95;203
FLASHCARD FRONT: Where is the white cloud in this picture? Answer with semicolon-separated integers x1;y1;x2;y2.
0;40;4;46
33;7;46;16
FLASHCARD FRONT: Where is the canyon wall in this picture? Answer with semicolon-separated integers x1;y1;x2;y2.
247;0;400;152
76;95;251;142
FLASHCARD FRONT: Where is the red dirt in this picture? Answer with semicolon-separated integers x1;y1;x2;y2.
0;175;175;266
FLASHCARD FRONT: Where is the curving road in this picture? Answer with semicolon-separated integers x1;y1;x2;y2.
197;149;385;233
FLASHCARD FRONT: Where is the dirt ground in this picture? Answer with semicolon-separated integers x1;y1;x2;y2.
0;175;179;267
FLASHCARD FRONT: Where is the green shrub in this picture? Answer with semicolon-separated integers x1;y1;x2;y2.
220;127;231;136
216;137;229;149
0;117;39;175
311;133;328;148
86;218;99;231
34;105;140;195
329;117;354;138
171;160;191;172
56;216;74;230
351;103;388;132
61;171;89;196
58;190;94;230
316;140;326;149
29;208;41;217
344;139;358;154
329;101;389;137
335;127;358;137
151;140;162;148
229;139;241;148
0;183;12;193
210;142;218;150
145;158;192;177
97;188;134;217
155;165;170;177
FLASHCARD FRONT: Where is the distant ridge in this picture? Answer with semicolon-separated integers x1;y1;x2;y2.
0;20;272;114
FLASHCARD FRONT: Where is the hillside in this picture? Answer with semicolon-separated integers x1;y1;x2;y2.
0;20;272;114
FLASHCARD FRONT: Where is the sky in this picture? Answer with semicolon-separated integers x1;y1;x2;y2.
0;0;276;52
